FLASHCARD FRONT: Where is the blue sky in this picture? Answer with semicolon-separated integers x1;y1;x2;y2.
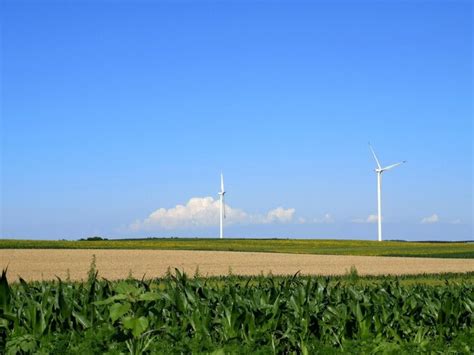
1;0;472;241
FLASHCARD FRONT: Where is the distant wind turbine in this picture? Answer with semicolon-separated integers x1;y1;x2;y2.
369;144;406;242
218;173;226;239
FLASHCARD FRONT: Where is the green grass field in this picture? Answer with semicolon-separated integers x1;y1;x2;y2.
0;238;473;258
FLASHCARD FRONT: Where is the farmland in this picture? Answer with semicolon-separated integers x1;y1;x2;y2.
1;268;473;354
1;240;473;353
2;249;474;282
1;238;473;258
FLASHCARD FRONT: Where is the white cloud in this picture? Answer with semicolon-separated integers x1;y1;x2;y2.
366;214;379;223
130;197;296;231
450;219;461;225
313;213;334;224
352;214;379;224
263;207;295;224
420;214;439;224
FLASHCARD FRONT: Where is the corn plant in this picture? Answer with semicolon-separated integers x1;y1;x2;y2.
0;268;472;354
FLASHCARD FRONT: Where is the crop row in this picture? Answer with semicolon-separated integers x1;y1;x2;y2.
0;268;473;354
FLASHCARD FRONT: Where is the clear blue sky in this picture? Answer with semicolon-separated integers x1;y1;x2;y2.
1;0;472;241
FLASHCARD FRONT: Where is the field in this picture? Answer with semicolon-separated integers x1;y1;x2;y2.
1;269;473;354
1;239;473;353
1;238;473;258
1;249;474;282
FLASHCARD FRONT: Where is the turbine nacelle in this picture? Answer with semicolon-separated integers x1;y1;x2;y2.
375;161;407;174
370;144;406;174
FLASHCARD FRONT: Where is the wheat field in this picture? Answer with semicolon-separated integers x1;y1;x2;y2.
2;249;473;281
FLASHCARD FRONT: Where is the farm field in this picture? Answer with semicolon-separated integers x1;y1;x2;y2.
1;269;473;354
1;238;473;258
1;245;473;354
1;249;474;281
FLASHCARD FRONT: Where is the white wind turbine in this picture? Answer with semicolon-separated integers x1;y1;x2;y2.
218;173;226;239
369;144;406;242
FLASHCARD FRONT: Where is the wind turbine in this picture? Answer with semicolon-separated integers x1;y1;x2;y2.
369;144;406;242
218;173;226;239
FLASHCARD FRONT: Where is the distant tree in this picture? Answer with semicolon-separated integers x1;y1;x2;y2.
79;236;108;241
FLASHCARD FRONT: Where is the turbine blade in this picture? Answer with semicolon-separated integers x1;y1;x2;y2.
382;161;406;171
221;173;225;192
369;143;382;169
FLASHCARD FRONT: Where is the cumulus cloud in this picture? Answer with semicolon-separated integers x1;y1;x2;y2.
130;197;296;231
420;214;439;224
263;207;295;224
352;214;379;224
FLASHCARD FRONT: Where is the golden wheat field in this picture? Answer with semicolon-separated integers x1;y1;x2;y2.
1;249;473;281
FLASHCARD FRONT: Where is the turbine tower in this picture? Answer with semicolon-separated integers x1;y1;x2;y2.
218;173;226;239
369;144;406;242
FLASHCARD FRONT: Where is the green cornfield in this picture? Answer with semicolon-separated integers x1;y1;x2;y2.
1;268;473;354
1;238;473;258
